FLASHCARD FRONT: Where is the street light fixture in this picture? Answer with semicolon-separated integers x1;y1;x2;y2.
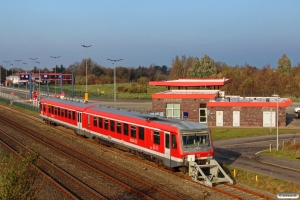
272;94;279;151
15;59;22;90
35;61;41;100
107;58;123;108
50;56;60;97
81;45;92;102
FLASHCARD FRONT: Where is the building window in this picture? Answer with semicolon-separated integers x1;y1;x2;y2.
138;127;144;140
154;130;160;144
131;125;136;138
166;103;180;119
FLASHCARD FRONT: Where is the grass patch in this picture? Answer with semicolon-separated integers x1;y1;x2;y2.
211;127;300;140
261;141;300;160
223;165;300;195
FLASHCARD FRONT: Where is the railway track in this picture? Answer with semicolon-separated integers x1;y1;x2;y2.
0;110;183;200
0;103;276;199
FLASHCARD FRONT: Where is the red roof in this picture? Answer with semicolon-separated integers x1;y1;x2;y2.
149;78;231;87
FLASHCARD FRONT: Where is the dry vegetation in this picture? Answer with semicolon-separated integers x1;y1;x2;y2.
0;152;42;200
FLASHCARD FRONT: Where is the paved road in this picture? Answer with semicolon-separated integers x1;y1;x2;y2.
213;134;300;185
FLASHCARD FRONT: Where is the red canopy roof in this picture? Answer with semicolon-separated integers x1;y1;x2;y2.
149;78;231;87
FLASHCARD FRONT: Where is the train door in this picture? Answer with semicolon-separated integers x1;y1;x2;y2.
77;112;83;135
164;132;170;157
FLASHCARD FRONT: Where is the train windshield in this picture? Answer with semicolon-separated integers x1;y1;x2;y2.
181;130;210;148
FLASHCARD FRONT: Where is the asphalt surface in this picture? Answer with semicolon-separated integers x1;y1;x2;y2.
1;87;300;185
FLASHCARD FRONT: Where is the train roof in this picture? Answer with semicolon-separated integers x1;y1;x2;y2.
41;97;209;130
40;97;93;111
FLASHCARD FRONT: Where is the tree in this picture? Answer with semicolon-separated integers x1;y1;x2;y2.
188;55;216;78
277;54;292;74
170;55;184;79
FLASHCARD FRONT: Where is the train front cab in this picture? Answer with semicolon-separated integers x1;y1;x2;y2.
179;129;233;186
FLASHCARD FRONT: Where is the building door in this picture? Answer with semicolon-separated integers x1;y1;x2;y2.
216;111;223;126
263;111;275;127
199;103;207;123
233;111;240;126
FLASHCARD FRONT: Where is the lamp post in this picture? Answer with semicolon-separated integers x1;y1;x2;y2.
50;56;60;96
15;59;22;90
23;63;28;92
81;45;92;102
35;61;41;100
107;58;123;108
10;63;14;88
29;58;38;92
272;94;279;151
3;61;9;86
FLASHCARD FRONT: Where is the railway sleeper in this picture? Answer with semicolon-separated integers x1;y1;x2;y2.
188;157;233;187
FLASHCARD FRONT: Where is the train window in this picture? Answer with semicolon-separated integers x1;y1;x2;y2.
72;111;75;120
131;125;136;138
110;120;115;132
69;110;72;119
117;122;122;134
93;116;97;126
172;135;177;149
58;108;60;116
61;109;64;117
123;123;128;135
88;114;90;125
98;117;103;128
154;131;160;145
104;119;109;130
54;107;57;115
165;133;169;149
138;127;144;140
52;106;55;115
43;105;46;112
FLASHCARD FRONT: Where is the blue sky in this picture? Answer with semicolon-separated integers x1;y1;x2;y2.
1;0;299;71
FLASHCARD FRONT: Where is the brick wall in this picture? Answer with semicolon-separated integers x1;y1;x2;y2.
152;97;286;127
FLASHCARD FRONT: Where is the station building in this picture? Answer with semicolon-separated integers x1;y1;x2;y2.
149;78;292;127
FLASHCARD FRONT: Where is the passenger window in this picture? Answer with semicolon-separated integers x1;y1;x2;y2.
172;135;177;149
98;117;103;128
138;127;144;140
93;116;97;126
154;130;160;145
117;122;122;134
131;125;136;138
72;111;75;120
123;123;128;135
61;109;64;117
110;120;115;132
104;119;109;130
88;114;90;125
58;108;60;116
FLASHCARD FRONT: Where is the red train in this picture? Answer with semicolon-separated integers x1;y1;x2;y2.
39;97;214;171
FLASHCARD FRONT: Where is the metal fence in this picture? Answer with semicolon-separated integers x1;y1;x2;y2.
0;92;38;112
